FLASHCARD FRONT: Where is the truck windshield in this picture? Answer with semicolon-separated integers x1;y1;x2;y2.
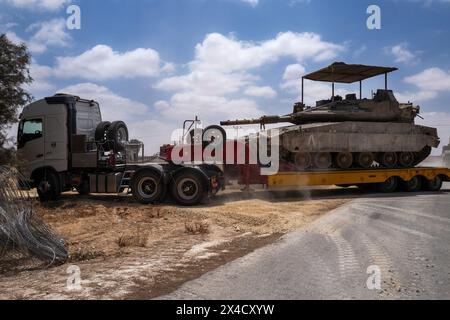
17;119;43;149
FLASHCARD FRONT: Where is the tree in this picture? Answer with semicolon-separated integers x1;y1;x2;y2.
0;34;33;165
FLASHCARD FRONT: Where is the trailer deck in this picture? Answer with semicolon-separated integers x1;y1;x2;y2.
265;167;450;192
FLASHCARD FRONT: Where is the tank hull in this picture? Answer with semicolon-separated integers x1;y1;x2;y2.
279;122;439;153
265;122;441;169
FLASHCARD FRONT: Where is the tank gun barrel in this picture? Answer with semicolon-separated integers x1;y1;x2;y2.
220;115;293;127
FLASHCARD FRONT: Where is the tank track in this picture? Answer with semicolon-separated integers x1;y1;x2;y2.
281;147;433;172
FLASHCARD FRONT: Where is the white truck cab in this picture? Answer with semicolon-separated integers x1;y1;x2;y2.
17;94;104;200
17;94;222;206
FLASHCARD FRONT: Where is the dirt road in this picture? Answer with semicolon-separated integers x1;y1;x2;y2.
0;188;354;299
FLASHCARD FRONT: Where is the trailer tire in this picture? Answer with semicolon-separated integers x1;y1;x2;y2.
400;176;422;192
36;170;61;202
377;177;398;193
171;172;206;206
132;171;164;204
423;175;443;192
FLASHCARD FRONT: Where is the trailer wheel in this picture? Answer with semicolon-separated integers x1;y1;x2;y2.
171;172;206;206
400;176;422;192
36;171;61;202
377;177;398;193
423;176;443;192
132;171;164;204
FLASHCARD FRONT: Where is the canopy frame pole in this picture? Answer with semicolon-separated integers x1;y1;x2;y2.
331;65;335;101
359;81;362;99
332;82;335;100
301;77;304;104
385;73;388;90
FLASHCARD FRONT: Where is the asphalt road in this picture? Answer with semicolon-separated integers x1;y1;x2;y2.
163;183;450;300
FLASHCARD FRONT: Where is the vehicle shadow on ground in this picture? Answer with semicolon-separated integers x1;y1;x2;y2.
44;186;450;209
205;187;450;207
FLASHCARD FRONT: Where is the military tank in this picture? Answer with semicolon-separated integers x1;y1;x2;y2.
221;62;440;170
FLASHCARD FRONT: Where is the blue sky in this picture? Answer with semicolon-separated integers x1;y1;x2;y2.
1;0;450;154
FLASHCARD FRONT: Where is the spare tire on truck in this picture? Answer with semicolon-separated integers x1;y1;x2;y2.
107;121;129;152
95;121;111;142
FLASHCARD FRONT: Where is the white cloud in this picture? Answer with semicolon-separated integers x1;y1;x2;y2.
154;32;343;124
241;0;259;7
192;32;343;72
156;92;264;123
405;67;450;91
55;45;167;80
27;18;71;53
396;67;450;102
60;83;148;124
280;63;306;93
3;0;69;11
244;86;277;99
385;43;418;64
3;19;71;53
155;69;257;96
25;62;56;93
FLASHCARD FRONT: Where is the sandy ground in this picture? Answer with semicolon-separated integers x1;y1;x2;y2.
0;187;355;300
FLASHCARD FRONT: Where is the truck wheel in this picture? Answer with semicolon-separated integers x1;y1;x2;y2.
400;176;422;192
171;172;206;206
423;176;443;192
132;171;164;204
95;121;111;142
107;121;129;152
377;177;398;193
37;171;61;202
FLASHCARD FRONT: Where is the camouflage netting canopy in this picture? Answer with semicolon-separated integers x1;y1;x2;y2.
0;166;68;267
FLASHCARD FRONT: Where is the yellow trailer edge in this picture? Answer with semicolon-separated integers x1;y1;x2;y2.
267;167;450;192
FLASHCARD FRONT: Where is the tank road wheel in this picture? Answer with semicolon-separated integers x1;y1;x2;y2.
132;171;164;204
335;152;353;169
313;153;332;170
171;172;206;206
398;152;415;168
295;153;312;170
377;177;398;193
379;152;398;168
357;152;374;169
400;176;422;192
423;176;443;192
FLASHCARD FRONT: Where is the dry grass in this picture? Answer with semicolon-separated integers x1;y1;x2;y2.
185;221;210;235
116;228;149;248
70;248;105;262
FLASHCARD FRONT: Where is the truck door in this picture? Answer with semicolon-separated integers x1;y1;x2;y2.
44;114;68;172
17;118;45;178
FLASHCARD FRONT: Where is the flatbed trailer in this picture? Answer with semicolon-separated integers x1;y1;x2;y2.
262;167;450;193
